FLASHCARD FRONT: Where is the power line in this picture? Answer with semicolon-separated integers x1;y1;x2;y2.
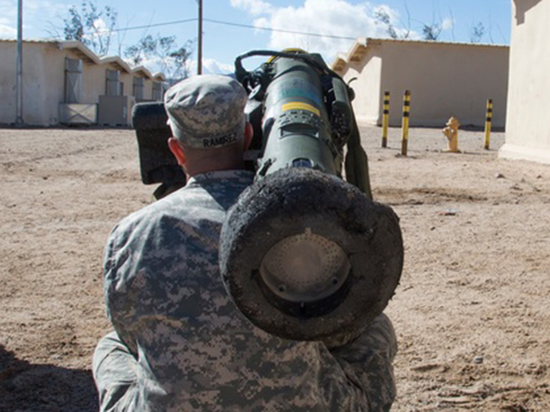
204;18;357;41
110;18;197;33
105;16;356;41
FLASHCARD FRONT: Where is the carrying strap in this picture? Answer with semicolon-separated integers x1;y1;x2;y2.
344;109;373;200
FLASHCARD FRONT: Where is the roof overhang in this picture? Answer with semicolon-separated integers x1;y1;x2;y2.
0;38;166;79
331;37;509;73
57;40;100;64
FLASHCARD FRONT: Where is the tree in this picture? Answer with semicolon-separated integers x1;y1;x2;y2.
422;23;442;41
59;1;193;81
374;9;400;40
470;22;485;44
63;0;117;56
125;35;194;85
374;4;452;43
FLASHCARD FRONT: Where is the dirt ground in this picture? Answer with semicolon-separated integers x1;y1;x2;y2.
0;123;549;411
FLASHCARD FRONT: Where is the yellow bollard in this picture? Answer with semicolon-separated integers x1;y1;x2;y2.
401;90;411;156
382;91;390;148
484;99;493;150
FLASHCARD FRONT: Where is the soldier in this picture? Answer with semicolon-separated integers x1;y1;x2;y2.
93;74;398;411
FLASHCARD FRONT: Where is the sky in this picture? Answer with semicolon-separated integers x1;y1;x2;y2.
0;0;512;75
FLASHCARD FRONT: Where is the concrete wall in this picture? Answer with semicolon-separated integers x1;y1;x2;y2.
142;78;158;101
0;43;17;123
131;74;159;102
380;41;509;128
500;0;550;164
0;42;65;125
120;70;133;98
0;41;164;126
84;63;124;100
340;49;382;124
334;39;509;129
81;61;109;104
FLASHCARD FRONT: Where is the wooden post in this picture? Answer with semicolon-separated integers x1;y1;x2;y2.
197;0;203;75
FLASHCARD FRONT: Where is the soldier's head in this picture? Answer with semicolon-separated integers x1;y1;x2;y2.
164;74;252;177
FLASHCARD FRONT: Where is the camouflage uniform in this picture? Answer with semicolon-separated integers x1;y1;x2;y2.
93;75;397;411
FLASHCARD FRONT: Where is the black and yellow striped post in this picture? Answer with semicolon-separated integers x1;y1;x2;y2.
484;99;493;150
401;90;411;156
382;91;390;148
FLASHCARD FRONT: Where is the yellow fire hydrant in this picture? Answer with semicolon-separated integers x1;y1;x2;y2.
442;116;460;153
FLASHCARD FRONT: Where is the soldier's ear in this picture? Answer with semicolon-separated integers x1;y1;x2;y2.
243;122;253;151
168;137;186;166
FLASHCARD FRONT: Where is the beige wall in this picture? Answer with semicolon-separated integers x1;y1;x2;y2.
335;39;509;129
120;70;133;98
500;0;550;164
0;42;111;125
81;61;108;104
0;41;163;126
380;42;509;128
0;42;65;125
129;74;158;101
142;78;157;101
341;50;382;124
0;43;16;123
82;62;132;103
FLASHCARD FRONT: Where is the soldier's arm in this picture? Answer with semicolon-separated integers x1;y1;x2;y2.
325;313;398;412
93;225;147;411
102;223;140;356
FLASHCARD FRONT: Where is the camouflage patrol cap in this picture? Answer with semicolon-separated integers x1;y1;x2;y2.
164;74;248;149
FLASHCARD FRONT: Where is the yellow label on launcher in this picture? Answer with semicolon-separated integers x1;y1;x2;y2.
282;102;320;116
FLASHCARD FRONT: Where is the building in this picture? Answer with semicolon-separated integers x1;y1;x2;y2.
0;39;165;126
499;0;550;164
332;38;510;129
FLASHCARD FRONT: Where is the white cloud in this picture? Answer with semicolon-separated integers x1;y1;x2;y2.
0;1;16;38
442;17;454;31
0;1;16;17
0;12;16;37
0;0;69;39
125;56;233;80
81;18;110;41
0;23;16;37
253;17;270;31
92;18;110;33
231;0;410;60
230;0;273;15
186;58;234;76
372;4;399;23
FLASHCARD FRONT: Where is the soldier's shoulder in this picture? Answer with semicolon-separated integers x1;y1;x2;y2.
109;170;254;240
109;188;194;238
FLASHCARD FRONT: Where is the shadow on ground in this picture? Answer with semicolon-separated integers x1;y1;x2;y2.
0;345;98;412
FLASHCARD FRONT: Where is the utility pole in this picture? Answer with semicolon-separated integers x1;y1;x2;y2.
197;0;203;75
15;0;24;125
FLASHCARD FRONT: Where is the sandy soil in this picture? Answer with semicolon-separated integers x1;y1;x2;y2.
0;124;549;411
